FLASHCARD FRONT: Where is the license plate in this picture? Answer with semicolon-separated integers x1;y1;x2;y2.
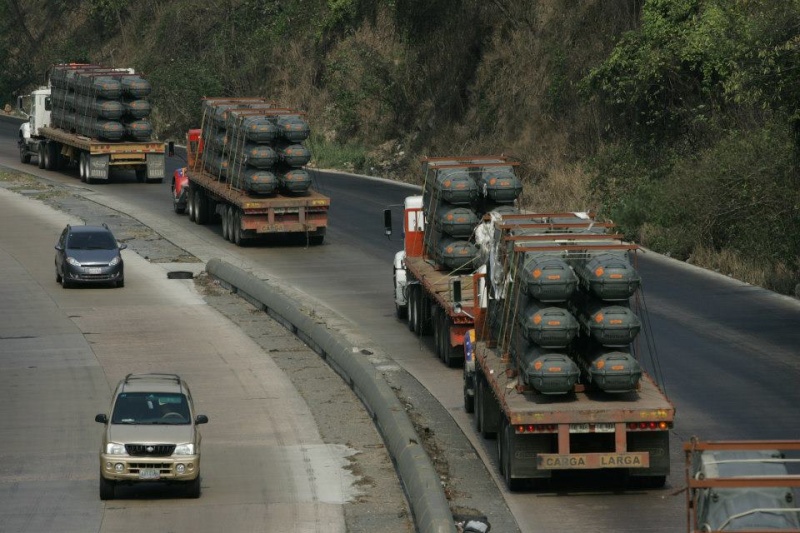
139;468;160;480
570;423;615;433
88;268;103;274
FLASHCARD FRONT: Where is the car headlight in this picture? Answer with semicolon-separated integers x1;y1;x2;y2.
105;442;126;455
66;256;81;267
173;443;195;455
109;256;121;266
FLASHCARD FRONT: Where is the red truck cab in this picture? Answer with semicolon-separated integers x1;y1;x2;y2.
171;129;202;214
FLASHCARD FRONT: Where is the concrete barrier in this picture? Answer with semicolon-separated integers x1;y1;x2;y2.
206;258;457;533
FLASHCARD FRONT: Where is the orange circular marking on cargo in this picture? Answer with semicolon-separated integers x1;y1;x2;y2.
594;313;604;323
534;361;543;370
532;268;542;279
596;360;605;369
533;314;542;325
595;266;605;277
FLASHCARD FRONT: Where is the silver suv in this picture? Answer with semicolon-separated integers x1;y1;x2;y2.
95;373;208;499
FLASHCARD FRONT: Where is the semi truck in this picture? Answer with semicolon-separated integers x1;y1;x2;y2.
386;156;674;490
684;438;800;532
16;64;166;183
172;98;329;245
387;156;522;367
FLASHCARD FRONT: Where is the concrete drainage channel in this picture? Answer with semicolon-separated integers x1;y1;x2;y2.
205;258;462;533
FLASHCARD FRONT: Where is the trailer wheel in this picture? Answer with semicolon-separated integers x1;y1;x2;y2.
308;228;325;246
19;144;31;164
79;152;87;182
220;206;230;241
418;294;432;336
135;169;146;182
476;377;497;439
38;144;46;169
432;308;442;359
232;210;244;246
463;374;475;414
474;373;484;434
500;418;523;491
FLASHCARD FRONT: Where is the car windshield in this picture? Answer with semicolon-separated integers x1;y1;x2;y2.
67;231;117;250
111;392;191;425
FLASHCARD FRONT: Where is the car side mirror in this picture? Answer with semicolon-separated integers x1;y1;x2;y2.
195;414;209;425
119;243;128;250
95;413;108;424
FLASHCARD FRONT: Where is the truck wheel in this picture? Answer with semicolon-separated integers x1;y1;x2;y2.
79;152;87;182
19;145;31;164
474;374;484;434
38;144;46;169
418;294;431;336
309;228;325;245
187;187;196;222
194;188;208;225
432;308;442;359
408;286;419;333
220;206;230;241
232;210;244;246
501;418;523;491
463;375;475;413
135;169;146;182
48;142;61;170
99;476;115;500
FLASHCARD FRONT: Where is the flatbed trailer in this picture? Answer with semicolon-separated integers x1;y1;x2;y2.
183;166;329;245
460;211;675;490
684;439;800;532
403;254;477;366
18;84;166;183
468;335;674;490
36;126;165;183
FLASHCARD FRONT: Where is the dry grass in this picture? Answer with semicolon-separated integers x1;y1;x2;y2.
688;245;799;295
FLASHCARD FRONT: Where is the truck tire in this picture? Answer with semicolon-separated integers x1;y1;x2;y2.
48;142;61;170
19;144;31;164
309;228;326;246
79;152;87;182
135;168;146;182
407;285;418;333
500;418;523;491
463;374;475;413
418;294;432;336
220;206;230;241
187;187;196;222
194;188;208;225
474;373;484;434
232;210;244;246
477;377;497;439
38;144;46;169
432;308;442;360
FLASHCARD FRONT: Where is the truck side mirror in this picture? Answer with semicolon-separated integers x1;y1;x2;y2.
168;141;175;157
16;95;23;111
383;209;392;238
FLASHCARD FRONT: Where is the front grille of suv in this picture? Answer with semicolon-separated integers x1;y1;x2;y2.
125;444;176;456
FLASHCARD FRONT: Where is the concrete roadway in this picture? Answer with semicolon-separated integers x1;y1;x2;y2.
0;186;407;532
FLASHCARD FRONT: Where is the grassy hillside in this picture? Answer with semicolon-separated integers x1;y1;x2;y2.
1;0;797;294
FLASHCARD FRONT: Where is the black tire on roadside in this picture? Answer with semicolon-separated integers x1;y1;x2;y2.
38;143;47;169
187;186;195;222
194;188;208;225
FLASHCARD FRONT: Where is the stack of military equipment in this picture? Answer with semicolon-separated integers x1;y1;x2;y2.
491;213;643;395
421;156;522;272
199;98;313;196
49;63;153;142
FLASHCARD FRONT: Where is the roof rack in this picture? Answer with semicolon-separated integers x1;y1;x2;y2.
123;373;181;384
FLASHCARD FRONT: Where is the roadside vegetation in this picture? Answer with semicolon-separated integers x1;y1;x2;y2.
0;0;797;294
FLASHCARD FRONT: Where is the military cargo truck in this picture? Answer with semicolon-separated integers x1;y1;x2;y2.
174;98;329;245
17;63;166;183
